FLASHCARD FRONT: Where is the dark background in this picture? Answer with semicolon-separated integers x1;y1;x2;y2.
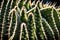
31;0;60;7
43;0;60;6
0;0;60;7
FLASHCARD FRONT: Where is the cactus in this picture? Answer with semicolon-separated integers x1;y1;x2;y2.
0;0;60;40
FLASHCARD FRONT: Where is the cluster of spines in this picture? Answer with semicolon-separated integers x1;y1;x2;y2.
0;0;60;40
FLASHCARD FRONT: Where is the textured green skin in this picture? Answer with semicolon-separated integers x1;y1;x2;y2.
40;8;59;40
27;13;36;40
0;0;60;40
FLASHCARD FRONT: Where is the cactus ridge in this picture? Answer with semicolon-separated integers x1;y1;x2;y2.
0;0;60;40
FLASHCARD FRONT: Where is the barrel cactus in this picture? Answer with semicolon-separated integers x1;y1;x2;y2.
0;0;60;40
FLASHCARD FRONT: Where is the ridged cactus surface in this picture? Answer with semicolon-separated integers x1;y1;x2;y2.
0;0;60;40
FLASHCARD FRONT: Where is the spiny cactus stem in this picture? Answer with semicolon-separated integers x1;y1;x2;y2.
0;0;4;13
10;6;17;12
29;0;37;7
56;10;60;20
19;6;27;20
23;6;27;13
20;6;26;16
9;0;13;11
28;13;38;40
28;13;36;40
0;0;60;40
4;0;10;12
23;0;27;5
1;0;10;40
8;12;13;38
1;11;5;40
42;18;56;40
9;6;17;15
51;8;59;37
37;7;47;40
40;18;47;40
29;0;32;6
16;6;21;12
9;4;18;13
19;23;23;40
26;1;39;13
26;5;36;13
19;7;23;16
38;0;43;8
16;0;21;6
31;0;35;6
19;23;29;40
9;11;18;40
8;5;16;30
9;0;21;12
40;7;52;10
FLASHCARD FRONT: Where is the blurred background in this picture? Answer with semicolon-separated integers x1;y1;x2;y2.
0;0;60;6
31;0;60;7
43;0;60;6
